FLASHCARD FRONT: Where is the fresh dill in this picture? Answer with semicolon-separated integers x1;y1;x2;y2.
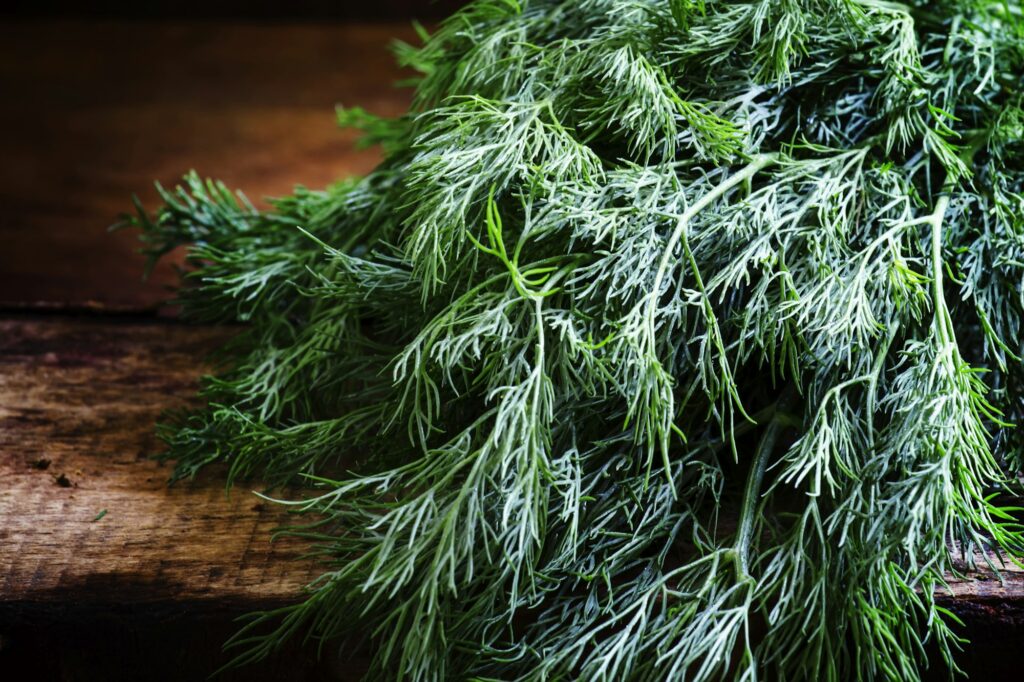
124;1;1024;679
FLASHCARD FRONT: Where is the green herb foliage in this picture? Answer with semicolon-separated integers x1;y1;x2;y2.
125;1;1024;679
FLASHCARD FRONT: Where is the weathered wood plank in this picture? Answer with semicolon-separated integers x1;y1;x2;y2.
1;317;1021;610
0;316;321;607
0;21;413;312
945;554;1024;603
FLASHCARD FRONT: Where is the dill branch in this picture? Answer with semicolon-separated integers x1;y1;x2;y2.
123;1;1024;680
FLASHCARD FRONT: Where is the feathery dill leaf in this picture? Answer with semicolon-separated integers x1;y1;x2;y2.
124;1;1024;679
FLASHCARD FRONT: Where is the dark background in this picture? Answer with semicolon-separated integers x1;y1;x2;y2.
0;3;464;312
1;0;468;21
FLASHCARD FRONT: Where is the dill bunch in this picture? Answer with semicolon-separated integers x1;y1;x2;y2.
126;1;1024;680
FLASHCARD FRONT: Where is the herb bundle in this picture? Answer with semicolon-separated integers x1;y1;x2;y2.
127;1;1024;679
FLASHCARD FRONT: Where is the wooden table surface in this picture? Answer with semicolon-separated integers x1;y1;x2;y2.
1;19;1022;682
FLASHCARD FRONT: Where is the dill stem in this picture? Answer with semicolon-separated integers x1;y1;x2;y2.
734;388;795;580
866;321;900;441
644;153;779;345
733;418;781;581
929;193;954;346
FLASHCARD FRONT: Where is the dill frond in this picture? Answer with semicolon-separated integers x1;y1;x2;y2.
124;1;1024;679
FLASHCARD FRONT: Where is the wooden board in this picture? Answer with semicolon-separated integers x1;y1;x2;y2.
0;21;411;312
0;316;355;679
0;317;322;608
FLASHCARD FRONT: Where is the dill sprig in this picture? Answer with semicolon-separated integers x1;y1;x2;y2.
124;1;1024;679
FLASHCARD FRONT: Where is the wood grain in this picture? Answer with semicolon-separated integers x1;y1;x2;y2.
0;21;412;312
0;316;1019;608
0;316;321;607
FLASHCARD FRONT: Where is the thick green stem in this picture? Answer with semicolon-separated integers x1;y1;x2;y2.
734;414;784;581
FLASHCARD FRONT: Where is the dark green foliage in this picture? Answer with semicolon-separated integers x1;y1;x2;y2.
125;1;1024;679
